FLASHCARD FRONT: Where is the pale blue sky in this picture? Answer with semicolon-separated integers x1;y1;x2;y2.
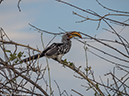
0;0;129;95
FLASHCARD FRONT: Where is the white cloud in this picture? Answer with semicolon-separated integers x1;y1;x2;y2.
0;0;39;41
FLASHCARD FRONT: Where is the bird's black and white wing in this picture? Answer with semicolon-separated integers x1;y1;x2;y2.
43;42;71;61
22;31;81;63
22;42;71;62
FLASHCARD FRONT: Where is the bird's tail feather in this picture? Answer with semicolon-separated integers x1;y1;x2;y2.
22;52;44;63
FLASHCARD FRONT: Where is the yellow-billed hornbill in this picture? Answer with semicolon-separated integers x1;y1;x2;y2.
22;31;82;62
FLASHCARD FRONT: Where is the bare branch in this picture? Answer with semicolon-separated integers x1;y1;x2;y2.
28;23;64;35
96;0;129;14
99;76;110;95
88;49;129;68
103;19;129;56
56;0;129;26
17;0;21;12
71;89;84;96
4;63;49;96
79;32;129;58
57;60;105;96
0;40;41;52
54;80;62;96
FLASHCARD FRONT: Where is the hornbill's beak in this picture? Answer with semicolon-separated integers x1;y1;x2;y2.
69;31;82;39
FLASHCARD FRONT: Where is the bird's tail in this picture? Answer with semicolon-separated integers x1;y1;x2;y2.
22;52;45;63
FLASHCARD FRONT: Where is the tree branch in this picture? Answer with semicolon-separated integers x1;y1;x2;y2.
0;40;41;52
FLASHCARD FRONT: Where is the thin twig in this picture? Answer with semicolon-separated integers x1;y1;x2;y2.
0;40;41;52
41;33;52;96
1;62;49;96
96;0;129;14
71;89;84;96
28;23;64;35
57;60;105;96
0;28;11;41
91;78;128;95
88;49;129;68
103;19;129;56
54;80;62;96
99;76;110;95
17;0;21;12
80;32;129;58
56;0;129;26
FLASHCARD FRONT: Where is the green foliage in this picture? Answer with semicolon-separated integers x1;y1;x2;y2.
117;92;123;96
94;91;103;96
62;59;75;68
96;84;99;88
17;52;24;58
94;92;101;96
5;50;11;53
5;50;24;62
69;62;74;66
63;59;67;63
10;53;17;61
85;66;91;71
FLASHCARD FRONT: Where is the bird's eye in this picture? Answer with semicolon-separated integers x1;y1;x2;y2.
66;33;70;37
66;34;71;39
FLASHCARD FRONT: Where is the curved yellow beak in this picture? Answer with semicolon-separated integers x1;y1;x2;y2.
69;31;82;39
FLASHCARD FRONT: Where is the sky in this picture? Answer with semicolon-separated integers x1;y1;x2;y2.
0;0;129;95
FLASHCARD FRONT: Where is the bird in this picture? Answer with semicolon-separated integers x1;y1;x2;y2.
22;31;82;63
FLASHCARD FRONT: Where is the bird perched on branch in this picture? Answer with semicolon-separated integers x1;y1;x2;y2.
22;31;82;63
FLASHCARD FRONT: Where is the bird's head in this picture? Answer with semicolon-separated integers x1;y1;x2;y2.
62;31;82;43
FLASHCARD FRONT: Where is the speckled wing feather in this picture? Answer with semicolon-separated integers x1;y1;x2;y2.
22;43;64;62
